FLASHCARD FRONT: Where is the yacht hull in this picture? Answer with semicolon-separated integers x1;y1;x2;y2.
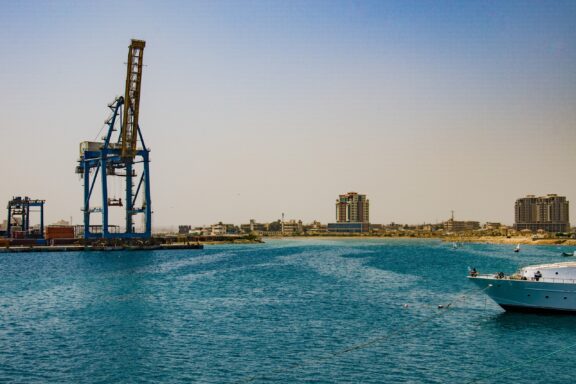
468;276;576;313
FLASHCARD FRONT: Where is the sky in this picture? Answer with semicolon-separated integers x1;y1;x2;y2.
1;0;575;228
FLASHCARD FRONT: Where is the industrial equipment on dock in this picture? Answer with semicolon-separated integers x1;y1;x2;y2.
5;196;45;239
76;39;152;240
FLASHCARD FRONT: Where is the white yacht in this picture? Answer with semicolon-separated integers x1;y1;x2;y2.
468;262;576;313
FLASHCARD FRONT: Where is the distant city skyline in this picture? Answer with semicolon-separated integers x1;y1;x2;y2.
1;1;575;227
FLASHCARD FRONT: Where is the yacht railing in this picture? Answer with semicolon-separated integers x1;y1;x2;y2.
532;277;576;284
472;274;576;284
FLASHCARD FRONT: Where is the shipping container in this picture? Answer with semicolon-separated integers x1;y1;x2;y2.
13;231;26;239
45;226;75;240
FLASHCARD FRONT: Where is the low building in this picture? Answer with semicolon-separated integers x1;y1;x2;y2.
240;219;268;234
327;222;370;233
443;218;480;232
282;220;303;234
303;221;327;233
178;225;192;234
414;224;440;232
210;223;227;235
210;222;239;235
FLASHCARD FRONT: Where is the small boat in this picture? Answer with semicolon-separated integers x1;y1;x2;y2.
452;242;458;249
468;262;576;313
514;244;520;253
562;251;576;257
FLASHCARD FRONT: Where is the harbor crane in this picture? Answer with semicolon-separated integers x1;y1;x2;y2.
76;39;152;240
6;196;45;239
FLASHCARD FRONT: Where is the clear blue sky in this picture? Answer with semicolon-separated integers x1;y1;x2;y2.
1;0;575;228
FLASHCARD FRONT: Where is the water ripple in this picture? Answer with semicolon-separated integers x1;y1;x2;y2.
1;240;575;383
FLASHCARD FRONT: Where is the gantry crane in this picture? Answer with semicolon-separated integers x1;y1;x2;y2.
6;196;45;239
76;39;151;240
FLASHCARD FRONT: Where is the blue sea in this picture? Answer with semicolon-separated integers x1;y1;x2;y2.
1;239;575;383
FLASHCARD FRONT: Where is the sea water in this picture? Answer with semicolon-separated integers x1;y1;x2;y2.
1;239;575;383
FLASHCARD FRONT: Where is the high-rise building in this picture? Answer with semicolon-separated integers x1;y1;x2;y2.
335;192;369;223
328;192;370;233
514;194;570;233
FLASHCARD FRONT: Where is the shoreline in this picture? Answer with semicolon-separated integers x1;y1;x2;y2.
259;235;576;247
444;236;576;246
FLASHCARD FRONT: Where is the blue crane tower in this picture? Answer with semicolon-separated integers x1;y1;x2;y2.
76;39;152;240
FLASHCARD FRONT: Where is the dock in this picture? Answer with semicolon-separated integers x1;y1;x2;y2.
0;243;203;254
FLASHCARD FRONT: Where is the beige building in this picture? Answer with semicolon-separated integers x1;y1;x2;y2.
484;222;502;230
514;194;570;233
443;218;480;232
281;220;303;234
240;219;268;234
330;192;370;233
335;192;369;223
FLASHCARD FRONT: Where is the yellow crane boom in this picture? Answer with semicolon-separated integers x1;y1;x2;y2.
121;39;146;159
